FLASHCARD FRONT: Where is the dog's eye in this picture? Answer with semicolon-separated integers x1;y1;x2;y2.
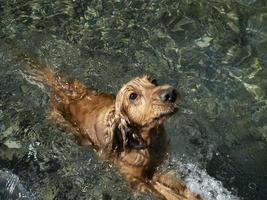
151;79;158;86
129;92;138;100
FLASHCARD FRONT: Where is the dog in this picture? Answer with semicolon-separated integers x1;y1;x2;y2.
22;58;202;200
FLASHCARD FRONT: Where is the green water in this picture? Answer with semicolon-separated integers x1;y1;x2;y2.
0;0;266;199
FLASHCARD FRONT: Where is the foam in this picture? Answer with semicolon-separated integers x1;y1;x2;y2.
172;159;240;200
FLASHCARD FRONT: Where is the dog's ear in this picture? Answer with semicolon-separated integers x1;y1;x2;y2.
114;86;131;150
101;106;126;158
115;85;128;119
115;85;132;128
104;111;129;155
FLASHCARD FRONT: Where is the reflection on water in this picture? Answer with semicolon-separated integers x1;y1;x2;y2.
0;0;267;199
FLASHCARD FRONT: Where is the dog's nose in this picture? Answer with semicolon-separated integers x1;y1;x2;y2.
160;88;178;103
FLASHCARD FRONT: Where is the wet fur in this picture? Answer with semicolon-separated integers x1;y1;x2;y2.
22;59;202;200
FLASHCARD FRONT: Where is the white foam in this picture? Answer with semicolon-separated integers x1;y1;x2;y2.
172;159;240;200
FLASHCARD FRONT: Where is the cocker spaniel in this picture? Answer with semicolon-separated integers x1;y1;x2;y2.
23;59;202;200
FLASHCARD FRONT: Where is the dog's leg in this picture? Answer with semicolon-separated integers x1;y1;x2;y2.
153;171;202;200
123;174;166;200
152;181;189;200
125;174;194;200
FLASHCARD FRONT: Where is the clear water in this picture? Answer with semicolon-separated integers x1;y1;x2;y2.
0;0;267;199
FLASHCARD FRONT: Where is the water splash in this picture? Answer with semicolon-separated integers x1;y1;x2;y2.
171;159;239;200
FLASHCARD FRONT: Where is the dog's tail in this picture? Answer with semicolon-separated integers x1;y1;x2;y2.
21;57;56;90
20;55;87;102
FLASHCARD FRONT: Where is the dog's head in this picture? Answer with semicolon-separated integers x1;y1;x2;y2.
115;75;180;129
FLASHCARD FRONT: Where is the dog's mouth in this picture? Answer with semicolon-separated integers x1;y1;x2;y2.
160;108;177;117
151;104;178;124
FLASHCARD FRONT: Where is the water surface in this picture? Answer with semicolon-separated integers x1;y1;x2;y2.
0;0;267;199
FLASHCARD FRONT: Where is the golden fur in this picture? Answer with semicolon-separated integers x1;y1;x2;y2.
23;59;202;200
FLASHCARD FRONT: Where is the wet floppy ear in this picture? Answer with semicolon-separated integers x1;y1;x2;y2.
115;88;130;125
115;89;123;115
114;86;131;149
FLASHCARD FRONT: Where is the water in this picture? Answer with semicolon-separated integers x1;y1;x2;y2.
0;0;267;199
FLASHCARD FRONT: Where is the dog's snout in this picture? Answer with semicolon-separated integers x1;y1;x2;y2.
160;88;178;103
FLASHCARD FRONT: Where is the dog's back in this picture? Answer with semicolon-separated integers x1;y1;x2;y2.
22;59;116;152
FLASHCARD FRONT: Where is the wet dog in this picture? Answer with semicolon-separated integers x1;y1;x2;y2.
22;59;202;200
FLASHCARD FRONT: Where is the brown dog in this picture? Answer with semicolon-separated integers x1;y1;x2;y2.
22;59;202;200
